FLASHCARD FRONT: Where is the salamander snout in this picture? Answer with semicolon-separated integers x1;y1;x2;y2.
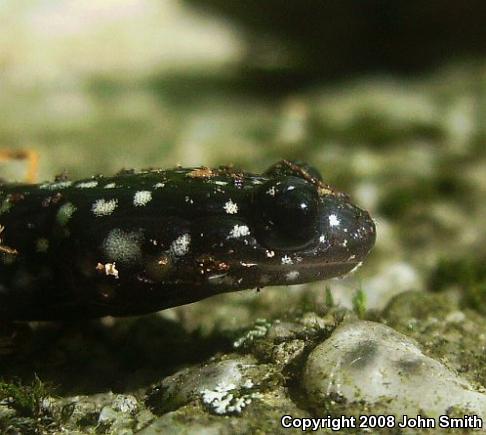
319;195;376;265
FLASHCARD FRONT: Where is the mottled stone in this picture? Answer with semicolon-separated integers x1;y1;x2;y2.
303;320;486;419
146;355;271;415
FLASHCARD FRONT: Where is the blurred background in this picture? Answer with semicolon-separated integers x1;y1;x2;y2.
1;0;486;316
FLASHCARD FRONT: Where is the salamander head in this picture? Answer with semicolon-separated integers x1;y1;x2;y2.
188;160;376;291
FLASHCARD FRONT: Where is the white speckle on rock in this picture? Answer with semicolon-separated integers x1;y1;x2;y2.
328;214;340;227
133;190;152;206
76;180;98;188
233;319;271;349
201;380;260;415
112;394;138;414
303;320;486;419
224;199;238;214
92;199;118;217
151;356;263;417
228;224;250;239
170;233;191;257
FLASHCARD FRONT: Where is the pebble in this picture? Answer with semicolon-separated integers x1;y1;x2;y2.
303;320;486;419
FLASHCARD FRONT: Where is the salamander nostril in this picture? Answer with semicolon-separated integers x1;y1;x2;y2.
319;196;376;263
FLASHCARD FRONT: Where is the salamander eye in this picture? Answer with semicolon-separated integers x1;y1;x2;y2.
255;176;320;250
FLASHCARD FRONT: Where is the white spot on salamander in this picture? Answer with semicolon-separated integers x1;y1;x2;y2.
265;250;275;258
39;181;72;190
266;186;276;196
328;214;340;227
224;199;238;214
228;224;250;239
76;180;98;188
285;270;300;281
104;183;116;189
102;228;143;264
170;234;191;257
56;202;77;225
133;190;152;207
281;255;293;265
92;199;118;217
154;182;165;189
319;234;327;244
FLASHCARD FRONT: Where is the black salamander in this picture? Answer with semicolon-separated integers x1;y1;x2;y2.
0;160;375;320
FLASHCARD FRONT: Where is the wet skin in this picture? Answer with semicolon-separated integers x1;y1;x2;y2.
0;160;375;320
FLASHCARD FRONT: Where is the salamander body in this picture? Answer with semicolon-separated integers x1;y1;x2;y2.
0;160;375;320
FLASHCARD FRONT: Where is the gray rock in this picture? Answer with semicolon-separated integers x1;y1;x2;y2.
303;320;486;418
147;355;271;415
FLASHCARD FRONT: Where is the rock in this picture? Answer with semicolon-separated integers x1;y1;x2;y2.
146;355;273;415
112;394;139;414
303;320;486;418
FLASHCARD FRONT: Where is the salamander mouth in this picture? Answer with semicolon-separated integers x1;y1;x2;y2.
199;257;364;290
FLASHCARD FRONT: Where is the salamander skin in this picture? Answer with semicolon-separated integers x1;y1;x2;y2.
0;160;375;320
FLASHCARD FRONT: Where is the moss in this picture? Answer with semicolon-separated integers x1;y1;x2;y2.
378;173;470;220
352;287;367;319
0;375;57;433
0;375;51;417
430;257;486;314
324;285;335;308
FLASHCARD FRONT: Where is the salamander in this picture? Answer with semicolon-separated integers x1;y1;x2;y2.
0;160;375;320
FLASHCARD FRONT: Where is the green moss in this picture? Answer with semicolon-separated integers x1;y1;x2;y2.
430;257;486;314
352;287;367;319
325;285;335;308
0;375;52;417
378;173;469;220
0;375;57;433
